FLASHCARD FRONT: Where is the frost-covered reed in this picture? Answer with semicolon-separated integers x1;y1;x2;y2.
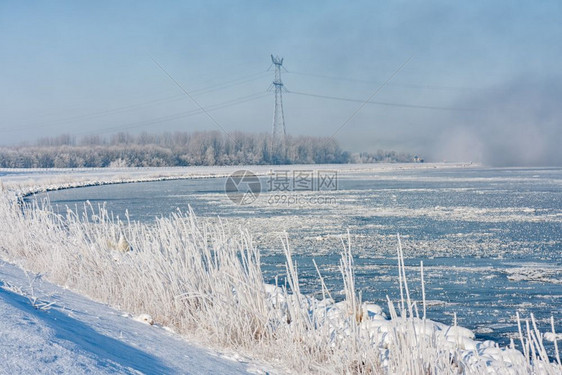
0;191;560;374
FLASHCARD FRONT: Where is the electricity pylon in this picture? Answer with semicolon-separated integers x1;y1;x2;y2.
270;54;287;163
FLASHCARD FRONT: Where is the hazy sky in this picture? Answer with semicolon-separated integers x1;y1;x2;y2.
1;1;561;165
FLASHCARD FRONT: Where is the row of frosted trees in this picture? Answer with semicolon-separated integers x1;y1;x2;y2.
0;131;414;168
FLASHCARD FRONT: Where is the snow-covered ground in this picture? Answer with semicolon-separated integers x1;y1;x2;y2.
0;261;272;375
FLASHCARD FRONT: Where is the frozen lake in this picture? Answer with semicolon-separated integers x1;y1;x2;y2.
31;166;562;350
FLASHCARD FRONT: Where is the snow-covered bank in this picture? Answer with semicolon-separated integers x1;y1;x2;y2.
0;163;473;197
0;261;267;374
1;164;561;374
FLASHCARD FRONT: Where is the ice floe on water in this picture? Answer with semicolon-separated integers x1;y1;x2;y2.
504;266;562;285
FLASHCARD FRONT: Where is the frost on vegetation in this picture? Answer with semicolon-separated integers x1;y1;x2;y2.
0;191;560;374
1;271;55;311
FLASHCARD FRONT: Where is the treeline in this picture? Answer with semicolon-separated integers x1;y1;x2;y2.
0;131;415;168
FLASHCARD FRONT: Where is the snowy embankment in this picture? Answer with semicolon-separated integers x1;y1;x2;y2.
0;164;560;374
0;163;470;197
0;261;265;374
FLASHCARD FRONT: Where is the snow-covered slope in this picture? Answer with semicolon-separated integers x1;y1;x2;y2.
0;261;270;375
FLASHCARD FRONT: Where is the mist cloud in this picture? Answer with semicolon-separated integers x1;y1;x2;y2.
434;77;562;166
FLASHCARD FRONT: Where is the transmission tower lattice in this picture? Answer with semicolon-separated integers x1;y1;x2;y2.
270;55;287;141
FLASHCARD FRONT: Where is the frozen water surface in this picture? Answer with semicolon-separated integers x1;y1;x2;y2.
31;167;562;353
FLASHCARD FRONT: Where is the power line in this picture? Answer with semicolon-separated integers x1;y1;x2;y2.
0;93;183;134
75;92;271;136
152;57;233;141
286;70;475;91
330;55;413;139
288;90;475;111
0;70;268;134
189;71;269;96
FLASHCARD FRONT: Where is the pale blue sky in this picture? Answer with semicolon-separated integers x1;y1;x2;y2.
1;1;561;165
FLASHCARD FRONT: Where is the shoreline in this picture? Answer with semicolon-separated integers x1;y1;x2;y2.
0;162;476;199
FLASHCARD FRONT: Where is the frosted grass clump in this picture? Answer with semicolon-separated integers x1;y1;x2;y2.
0;192;560;374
